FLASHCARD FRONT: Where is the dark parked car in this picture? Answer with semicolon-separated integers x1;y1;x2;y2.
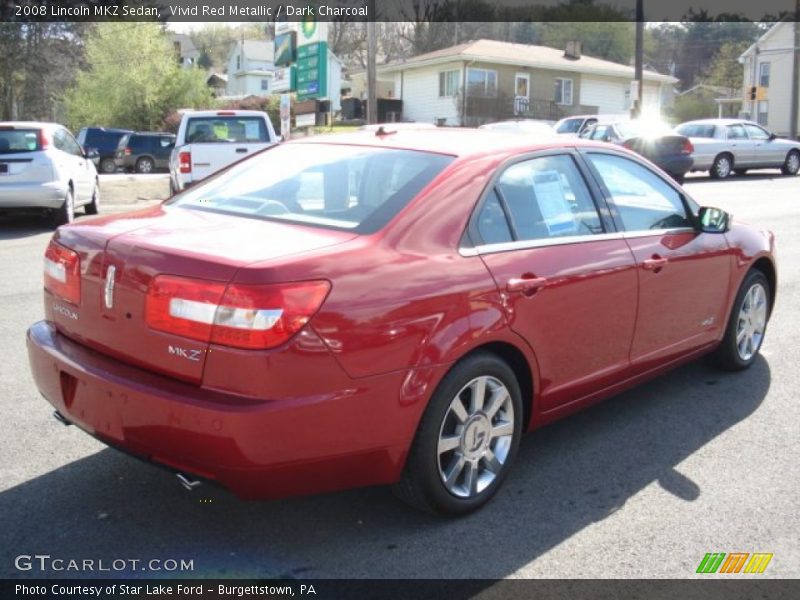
76;127;132;174
580;120;694;183
29;130;775;515
115;132;175;173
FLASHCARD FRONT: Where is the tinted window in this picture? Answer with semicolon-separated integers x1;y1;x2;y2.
0;128;41;154
587;153;690;231
170;144;453;233
493;155;604;242
676;123;716;138
186;116;270;143
743;124;769;140
476;190;513;244
117;134;131;150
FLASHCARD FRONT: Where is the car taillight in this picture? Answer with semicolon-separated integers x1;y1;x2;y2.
682;140;694;154
145;275;331;350
44;241;80;305
38;129;51;151
179;151;191;174
124;147;132;156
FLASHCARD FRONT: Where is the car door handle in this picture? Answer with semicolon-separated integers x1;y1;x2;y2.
507;276;547;294
642;257;668;271
235;148;248;153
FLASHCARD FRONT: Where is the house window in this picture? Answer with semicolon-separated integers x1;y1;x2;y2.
759;62;770;87
261;79;269;91
757;101;769;126
466;68;497;97
438;70;460;98
555;78;573;105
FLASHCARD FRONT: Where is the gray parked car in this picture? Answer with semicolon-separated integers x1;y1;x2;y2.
675;119;800;179
0;121;99;225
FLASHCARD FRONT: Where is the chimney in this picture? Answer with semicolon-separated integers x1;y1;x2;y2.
564;40;582;60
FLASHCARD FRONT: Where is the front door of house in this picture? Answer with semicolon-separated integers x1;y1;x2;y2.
514;73;530;115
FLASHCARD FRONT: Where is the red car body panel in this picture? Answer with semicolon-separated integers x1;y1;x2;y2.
27;132;777;500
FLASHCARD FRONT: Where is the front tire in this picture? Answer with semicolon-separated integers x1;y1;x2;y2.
710;154;733;179
781;150;800;176
393;353;523;515
712;270;770;371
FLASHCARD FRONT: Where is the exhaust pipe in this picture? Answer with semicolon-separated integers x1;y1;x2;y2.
53;410;72;426
176;472;202;491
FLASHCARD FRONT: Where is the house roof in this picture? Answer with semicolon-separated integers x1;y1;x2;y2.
169;33;199;60
377;39;677;84
240;40;274;62
678;84;739;98
740;20;790;59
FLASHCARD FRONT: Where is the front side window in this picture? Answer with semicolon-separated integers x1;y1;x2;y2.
555;78;573;105
483;154;603;243
759;62;770;87
466;68;497;97
170;144;453;233
586;153;691;232
439;70;460;97
726;124;747;140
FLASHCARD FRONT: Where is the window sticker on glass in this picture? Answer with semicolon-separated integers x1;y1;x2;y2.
532;170;576;235
244;121;261;141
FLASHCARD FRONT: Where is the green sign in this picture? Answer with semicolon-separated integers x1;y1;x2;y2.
295;41;328;101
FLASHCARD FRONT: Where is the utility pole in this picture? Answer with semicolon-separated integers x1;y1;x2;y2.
632;0;644;119
366;0;378;124
790;0;800;139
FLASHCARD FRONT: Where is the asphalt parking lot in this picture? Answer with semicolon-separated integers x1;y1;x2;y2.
0;171;798;580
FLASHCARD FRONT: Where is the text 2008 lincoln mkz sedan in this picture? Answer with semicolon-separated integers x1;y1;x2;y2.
27;129;776;515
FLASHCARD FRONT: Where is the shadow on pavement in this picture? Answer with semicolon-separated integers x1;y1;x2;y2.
1;356;770;579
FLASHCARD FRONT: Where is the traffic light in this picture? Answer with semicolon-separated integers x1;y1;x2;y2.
749;86;757;101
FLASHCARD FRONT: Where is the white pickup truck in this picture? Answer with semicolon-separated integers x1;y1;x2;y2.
169;110;277;194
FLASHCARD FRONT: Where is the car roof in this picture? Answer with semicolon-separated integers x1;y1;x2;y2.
182;110;268;117
291;127;609;159
0;121;64;129
680;119;757;126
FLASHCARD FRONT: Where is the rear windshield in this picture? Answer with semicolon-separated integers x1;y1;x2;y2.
675;123;717;138
169;143;454;233
185;116;270;144
0;129;41;154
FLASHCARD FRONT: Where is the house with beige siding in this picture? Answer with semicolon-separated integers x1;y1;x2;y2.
739;21;800;137
361;39;677;126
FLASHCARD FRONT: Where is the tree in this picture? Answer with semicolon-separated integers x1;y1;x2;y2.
65;23;211;131
705;41;750;95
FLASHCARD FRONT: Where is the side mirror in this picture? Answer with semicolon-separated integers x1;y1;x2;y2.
769;133;777;141
85;148;99;159
698;206;730;233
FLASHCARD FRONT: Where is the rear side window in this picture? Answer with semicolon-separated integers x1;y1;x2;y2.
117;134;131;150
676;123;716;138
170;144;453;233
480;154;604;244
0;128;41;154
586;153;691;231
186;116;270;143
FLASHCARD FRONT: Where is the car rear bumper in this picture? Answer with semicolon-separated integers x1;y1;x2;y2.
27;320;416;499
0;181;66;209
656;155;694;176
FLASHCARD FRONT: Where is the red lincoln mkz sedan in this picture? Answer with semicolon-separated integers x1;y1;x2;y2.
27;129;776;515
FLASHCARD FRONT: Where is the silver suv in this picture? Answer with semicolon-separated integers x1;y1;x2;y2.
0;122;99;226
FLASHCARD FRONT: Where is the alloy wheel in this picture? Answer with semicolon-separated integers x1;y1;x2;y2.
736;283;768;361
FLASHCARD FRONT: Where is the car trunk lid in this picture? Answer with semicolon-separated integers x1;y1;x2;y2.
49;205;355;383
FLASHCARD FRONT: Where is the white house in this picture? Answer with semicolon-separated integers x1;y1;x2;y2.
739;21;799;137
225;40;275;97
357;39;677;126
169;33;200;69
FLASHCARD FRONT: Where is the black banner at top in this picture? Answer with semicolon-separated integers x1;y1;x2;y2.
1;0;798;23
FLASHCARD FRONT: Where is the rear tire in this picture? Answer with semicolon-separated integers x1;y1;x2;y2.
781;150;800;176
85;182;100;215
710;154;733;179
136;157;154;174
52;188;75;227
393;352;523;515
99;158;116;174
711;270;770;371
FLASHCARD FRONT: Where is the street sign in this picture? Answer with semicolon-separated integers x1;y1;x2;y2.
280;93;291;140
